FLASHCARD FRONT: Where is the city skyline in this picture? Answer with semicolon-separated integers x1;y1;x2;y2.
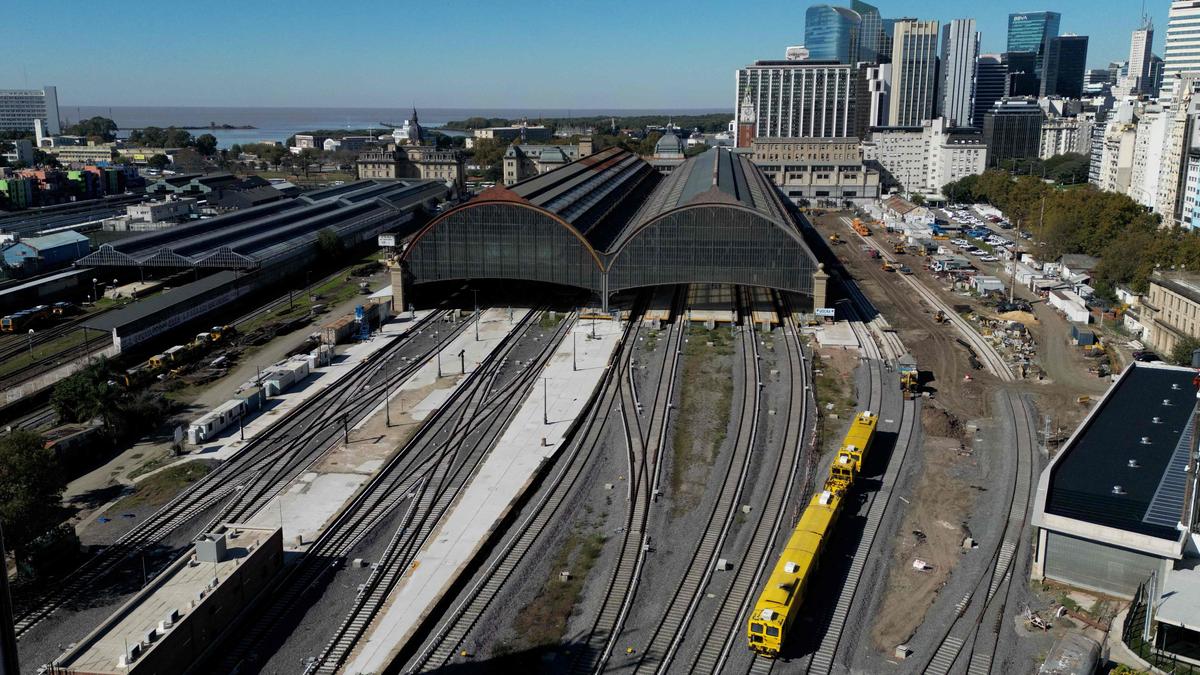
5;0;1169;109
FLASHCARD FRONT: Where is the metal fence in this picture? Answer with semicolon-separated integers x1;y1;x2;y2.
1124;581;1200;675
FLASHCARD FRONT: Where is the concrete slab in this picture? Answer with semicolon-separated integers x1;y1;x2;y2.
344;315;625;674
813;320;860;348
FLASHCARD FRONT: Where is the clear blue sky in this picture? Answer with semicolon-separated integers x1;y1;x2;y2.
6;0;1168;109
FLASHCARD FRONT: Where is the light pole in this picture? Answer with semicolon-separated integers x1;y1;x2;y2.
383;360;391;427
473;289;480;341
92;278;98;303
543;377;549;425
573;331;578;371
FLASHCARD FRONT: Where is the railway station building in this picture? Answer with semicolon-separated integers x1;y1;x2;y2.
1031;362;1200;664
399;146;825;311
48;525;282;675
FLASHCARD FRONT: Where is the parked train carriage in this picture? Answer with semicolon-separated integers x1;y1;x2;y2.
748;489;843;655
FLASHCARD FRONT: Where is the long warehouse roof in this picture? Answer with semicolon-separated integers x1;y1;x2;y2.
82;270;241;333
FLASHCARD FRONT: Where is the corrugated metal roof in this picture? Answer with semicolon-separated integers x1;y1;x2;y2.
83;270;241;333
19;230;90;250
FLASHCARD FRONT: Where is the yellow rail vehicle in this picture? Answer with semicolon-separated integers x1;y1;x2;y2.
748;411;878;657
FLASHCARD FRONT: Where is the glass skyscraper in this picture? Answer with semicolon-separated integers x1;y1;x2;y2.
805;5;862;64
1041;35;1089;98
1007;11;1061;77
851;0;883;63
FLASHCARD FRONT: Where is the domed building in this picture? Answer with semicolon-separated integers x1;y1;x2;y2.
653;130;685;160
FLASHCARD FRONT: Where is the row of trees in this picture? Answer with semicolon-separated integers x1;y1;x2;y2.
940;169;1200;298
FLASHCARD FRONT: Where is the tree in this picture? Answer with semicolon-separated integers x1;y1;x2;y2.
0;430;68;567
910;193;927;206
229;143;243;156
51;359;123;428
317;227;344;257
147;153;170;170
64;116;118;142
32;149;61;168
194;133;219;156
1171;336;1200;366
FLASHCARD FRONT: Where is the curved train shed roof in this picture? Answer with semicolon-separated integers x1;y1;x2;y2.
402;147;818;300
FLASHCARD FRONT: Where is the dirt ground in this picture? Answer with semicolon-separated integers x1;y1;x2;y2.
871;405;975;650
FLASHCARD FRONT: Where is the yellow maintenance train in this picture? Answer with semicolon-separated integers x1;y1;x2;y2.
747;410;878;656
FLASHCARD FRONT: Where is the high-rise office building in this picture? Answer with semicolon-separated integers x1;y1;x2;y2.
1004;51;1040;97
1165;1;1200;98
1129;21;1155;94
0;86;60;135
1150;55;1166;94
880;18;899;65
940;19;980;127
805;5;862;64
889;19;940;127
973;54;1008;128
1007;11;1061;78
735;60;861;142
1041;35;1089;98
851;0;883;64
983;98;1044;165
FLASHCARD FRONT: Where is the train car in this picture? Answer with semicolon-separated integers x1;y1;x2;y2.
748;410;878;657
852;218;871;237
749;489;843;654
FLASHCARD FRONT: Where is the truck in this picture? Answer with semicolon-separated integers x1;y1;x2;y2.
898;354;919;396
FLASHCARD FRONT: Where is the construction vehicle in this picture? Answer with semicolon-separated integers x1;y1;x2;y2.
934;309;948;324
899;354;919;397
893;243;906;254
881;261;895;272
829;233;842;245
852;218;871;237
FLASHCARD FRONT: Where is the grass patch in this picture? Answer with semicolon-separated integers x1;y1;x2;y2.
669;324;735;516
510;529;606;651
111;462;211;512
643;329;660;352
126;451;173;480
236;257;377;336
811;353;856;417
0;328;89;379
539;312;564;329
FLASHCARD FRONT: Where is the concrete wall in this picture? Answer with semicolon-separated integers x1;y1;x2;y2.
3;345;119;406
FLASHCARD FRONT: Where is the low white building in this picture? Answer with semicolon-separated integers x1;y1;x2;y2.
1049;289;1090;323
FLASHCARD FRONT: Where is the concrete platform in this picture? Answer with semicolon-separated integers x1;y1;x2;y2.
687;284;736;323
244;308;532;551
811;320;860;348
344;315;625;674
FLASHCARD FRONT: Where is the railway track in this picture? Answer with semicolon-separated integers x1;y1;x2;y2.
921;390;1036;675
575;288;687;674
692;293;814;675
405;306;642;672
207;308;568;673
839;217;1015;382
631;287;763;674
14;307;469;640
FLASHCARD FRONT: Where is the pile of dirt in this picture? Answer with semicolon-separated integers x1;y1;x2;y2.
997;310;1038;325
922;405;965;442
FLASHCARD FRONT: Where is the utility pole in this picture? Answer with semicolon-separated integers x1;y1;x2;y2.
1010;218;1019;305
543;378;549;425
459;349;465;375
573;331;578;371
473;289;480;341
342;413;349;444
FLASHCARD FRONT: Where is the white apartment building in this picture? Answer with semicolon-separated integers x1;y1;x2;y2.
864;117;986;195
1164;1;1200;98
1130;106;1169;209
1099;122;1138;194
0;86;60;135
1039;115;1093;159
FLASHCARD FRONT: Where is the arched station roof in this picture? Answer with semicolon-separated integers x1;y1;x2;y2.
402;147;656;292
402;146;819;301
605;148;818;296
